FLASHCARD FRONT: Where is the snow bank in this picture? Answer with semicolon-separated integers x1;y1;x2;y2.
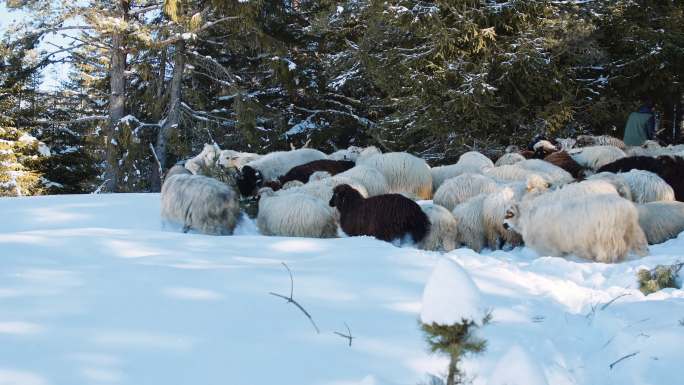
488;346;548;385
420;257;483;324
0;194;683;385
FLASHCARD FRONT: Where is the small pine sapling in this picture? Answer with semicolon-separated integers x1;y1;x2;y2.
421;313;491;385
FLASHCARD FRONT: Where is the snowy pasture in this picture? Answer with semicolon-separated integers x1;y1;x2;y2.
0;193;683;385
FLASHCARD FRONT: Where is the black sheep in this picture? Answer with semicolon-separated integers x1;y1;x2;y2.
236;165;263;196
278;159;355;186
598;155;684;201
329;184;430;243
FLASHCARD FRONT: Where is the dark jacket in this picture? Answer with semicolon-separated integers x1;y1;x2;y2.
623;106;655;146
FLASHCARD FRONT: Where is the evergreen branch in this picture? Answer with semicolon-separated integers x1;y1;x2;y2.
156;17;240;46
268;262;320;334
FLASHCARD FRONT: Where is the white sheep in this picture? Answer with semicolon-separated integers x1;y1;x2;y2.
504;192;648;263
335;165;389;196
431;151;494;191
165;164;192;180
355;145;383;163
185;143;220;174
418;203;459;252
483;164;543;183
160;174;240;235
636;201;684;244
589;170;674;203
483;187;524;248
555;138;577;151
532;140;557;153
433;173;499;211
516;159;574;186
278;173;369;204
328;146;363;162
568;145;626;171
357;151;432;199
244;148;327;181
218;149;262;170
256;188;337;238
451;194;489;252
533;179;629;205
494;152;526;167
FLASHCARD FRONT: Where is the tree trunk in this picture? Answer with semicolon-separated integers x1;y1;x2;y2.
446;354;458;385
104;0;130;192
149;45;169;192
154;39;185;186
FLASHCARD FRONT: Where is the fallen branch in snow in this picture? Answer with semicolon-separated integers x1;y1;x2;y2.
269;262;320;334
609;351;639;370
334;322;354;347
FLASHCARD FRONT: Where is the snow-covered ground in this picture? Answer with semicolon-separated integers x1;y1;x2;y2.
0;193;683;385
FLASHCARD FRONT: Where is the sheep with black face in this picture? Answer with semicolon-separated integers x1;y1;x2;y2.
329;184;430;243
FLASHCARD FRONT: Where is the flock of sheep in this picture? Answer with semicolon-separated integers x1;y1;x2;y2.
160;135;684;263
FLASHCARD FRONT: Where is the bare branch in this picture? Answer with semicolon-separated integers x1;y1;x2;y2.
600;293;631;311
334;322;354;347
609;352;639;370
269;262;320;334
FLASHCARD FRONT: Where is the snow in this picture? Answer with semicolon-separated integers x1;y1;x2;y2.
0;194;683;385
420;258;483;325
488;346;548;385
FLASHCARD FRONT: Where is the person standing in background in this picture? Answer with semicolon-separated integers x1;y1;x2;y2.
623;98;656;146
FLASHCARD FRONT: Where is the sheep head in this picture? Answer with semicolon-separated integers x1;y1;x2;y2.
329;184;363;211
502;203;521;232
236;165;263;196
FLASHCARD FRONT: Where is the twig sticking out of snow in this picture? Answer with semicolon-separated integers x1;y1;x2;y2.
609;351;639;370
600;293;631;311
269;262;320;334
334;322;354;347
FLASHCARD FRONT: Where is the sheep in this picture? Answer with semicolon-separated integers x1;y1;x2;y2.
588;170;675;203
598;155;684;201
256;188;337;238
277;173;369;204
503;194;648;263
481;187;524;249
277;159;355;186
160;174;240;235
576;135;627;150
355;145;383;164
431;151;494;191
543;151;585;179
516;159;575;186
495;152;526;167
418;203;459;252
357;151;433;199
451;200;483;253
329;184;430;243
636;201;684;244
568;145;626;171
165;164;192;180
184;143;220;174
236;148;327;196
533;179;630;204
555;137;577;151
449;181;540;252
532;140;558;158
218;150;261;170
433;173;499;211
483;164;544;183
328;146;363;162
335;165;390;196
